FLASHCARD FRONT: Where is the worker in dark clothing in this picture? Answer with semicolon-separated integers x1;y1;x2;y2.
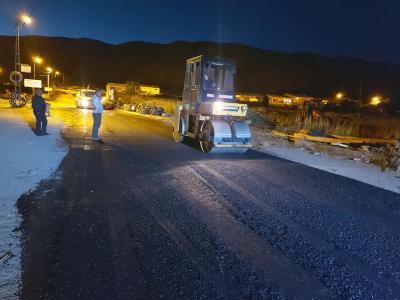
31;88;49;136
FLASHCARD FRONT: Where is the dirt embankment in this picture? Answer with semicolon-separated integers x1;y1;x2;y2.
249;107;400;172
251;107;400;140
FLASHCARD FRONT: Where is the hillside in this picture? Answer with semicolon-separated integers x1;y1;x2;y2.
1;35;400;101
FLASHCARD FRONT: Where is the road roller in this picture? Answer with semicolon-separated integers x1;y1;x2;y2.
173;55;252;153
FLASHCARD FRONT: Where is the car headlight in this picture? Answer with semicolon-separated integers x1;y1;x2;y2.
81;99;89;107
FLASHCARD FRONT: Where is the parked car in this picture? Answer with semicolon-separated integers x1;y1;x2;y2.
76;89;95;109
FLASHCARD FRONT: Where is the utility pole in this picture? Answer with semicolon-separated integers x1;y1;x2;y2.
54;71;60;87
14;15;32;94
14;22;22;95
46;67;52;97
33;57;42;79
10;14;32;107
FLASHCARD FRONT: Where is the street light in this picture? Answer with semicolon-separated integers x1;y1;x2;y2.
54;71;60;87
33;56;42;79
20;14;32;25
15;14;33;73
46;67;52;95
12;12;33;106
370;96;381;106
336;92;343;100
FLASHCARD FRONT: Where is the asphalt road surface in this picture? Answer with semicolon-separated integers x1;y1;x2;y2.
17;106;400;299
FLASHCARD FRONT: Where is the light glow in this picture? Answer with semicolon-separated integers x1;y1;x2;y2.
20;14;32;25
336;92;343;99
46;67;53;73
214;101;224;113
283;98;292;105
81;99;89;108
33;56;42;64
370;96;381;106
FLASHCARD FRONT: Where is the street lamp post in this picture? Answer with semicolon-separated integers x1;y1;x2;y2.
10;14;32;107
14;14;32;93
46;67;52;96
33;56;42;79
55;71;60;87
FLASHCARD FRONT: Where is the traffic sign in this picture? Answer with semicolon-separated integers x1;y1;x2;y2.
24;79;42;88
21;64;32;73
9;71;23;83
44;87;53;92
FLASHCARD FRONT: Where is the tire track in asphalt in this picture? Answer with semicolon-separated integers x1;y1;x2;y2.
194;161;400;297
111;160;238;298
167;165;331;299
209;162;400;277
228;159;400;231
101;153;153;299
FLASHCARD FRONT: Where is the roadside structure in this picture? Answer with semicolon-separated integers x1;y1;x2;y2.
106;82;160;101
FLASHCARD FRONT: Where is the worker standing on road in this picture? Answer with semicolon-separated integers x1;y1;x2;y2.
31;88;49;136
91;88;104;142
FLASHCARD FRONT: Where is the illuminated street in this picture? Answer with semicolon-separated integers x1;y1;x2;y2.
4;99;398;298
1;1;400;298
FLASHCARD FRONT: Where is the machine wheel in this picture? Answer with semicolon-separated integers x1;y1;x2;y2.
199;122;214;153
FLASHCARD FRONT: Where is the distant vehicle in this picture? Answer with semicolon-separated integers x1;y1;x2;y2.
76;89;95;109
76;89;110;109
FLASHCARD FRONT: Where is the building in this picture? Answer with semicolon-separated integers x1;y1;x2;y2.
138;85;160;96
236;93;263;103
283;94;314;107
106;82;128;94
106;82;161;101
266;94;296;107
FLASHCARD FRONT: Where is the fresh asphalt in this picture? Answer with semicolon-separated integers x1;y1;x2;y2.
17;107;400;299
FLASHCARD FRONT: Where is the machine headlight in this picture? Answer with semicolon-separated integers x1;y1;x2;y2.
214;101;224;113
81;99;89;108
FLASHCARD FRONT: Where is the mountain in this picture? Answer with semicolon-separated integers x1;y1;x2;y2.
1;35;400;102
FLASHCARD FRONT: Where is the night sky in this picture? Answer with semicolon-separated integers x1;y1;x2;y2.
0;0;398;63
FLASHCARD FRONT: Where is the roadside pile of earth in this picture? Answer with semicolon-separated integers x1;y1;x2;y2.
248;107;400;173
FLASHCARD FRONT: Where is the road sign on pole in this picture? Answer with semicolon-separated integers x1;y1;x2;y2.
21;64;31;73
9;71;23;83
24;79;42;88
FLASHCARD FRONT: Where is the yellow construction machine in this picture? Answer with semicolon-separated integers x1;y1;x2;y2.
173;55;252;153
